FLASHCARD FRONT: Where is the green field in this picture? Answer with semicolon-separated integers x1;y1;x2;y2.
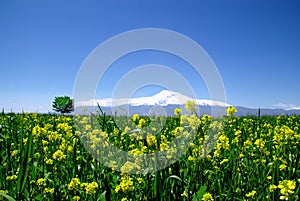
0;107;299;201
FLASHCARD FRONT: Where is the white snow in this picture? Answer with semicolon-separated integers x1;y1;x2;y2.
75;90;229;107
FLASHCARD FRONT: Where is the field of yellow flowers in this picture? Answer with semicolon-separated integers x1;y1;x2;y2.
0;106;299;201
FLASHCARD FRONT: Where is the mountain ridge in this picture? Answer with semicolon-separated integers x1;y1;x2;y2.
74;90;300;116
75;90;229;107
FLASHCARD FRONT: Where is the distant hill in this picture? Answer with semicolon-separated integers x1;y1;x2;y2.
74;90;300;116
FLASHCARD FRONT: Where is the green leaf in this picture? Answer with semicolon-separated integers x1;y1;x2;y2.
127;129;142;134
192;185;207;201
97;191;106;201
16;127;33;197
33;194;44;201
166;175;183;183
0;193;16;201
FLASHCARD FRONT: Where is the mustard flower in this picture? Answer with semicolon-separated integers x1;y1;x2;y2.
202;193;214;201
52;150;66;161
137;177;144;184
181;190;188;197
45;158;53;165
279;164;287;171
68;178;81;191
67;145;73;153
254;138;266;151
85;182;98;195
115;174;134;193
44;188;54;194
6;175;17;181
188;156;196;161
174;108;182;117
11;150;19;157
185;100;197;113
220;159;229;165
37;178;46;187
278;180;296;199
246;190;256;198
120;161;140;174
132;114;139;122
269;184;277;192
137;118;146;128
226;106;237;117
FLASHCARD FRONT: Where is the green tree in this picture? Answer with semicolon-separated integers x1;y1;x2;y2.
52;96;73;114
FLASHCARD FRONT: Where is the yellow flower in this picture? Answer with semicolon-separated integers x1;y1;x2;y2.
43;147;49;153
243;139;252;149
137;118;146;128
11;150;19;157
115;185;121;193
188;156;196;161
174;108;182;117
6;175;17;181
85;182;98;195
185;100;197;113
278;180;296;199
121;198;128;201
72;196;80;201
220;159;229;165
0;190;8;198
132;114;139;122
115;174;134;193
246;190;256;198
254;138;265;150
52;150;66;161
75;130;81;136
37;178;46;187
146;135;157;147
202;193;214;201
187;114;200;129
45;158;53;165
181;190;188;197
269;184;277;192
226;106;237;117
279;164;287;171
32;126;41;137
67;145;73;153
42;140;48;146
68;178;81;191
120;161;140;174
137;177;144;184
44;188;54;194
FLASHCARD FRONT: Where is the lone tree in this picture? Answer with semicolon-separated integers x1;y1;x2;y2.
52;96;73;114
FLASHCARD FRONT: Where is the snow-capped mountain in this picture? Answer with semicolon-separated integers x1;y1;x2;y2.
75;90;229;107
74;90;300;116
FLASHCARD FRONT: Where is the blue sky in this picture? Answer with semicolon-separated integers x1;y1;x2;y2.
0;0;299;112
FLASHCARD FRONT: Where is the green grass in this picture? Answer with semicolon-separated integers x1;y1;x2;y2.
0;110;299;200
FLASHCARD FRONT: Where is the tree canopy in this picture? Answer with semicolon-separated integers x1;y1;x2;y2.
52;96;73;114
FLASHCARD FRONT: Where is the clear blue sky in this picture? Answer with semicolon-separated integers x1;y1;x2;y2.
1;0;299;112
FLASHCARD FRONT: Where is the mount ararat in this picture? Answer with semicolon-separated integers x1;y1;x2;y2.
74;90;300;116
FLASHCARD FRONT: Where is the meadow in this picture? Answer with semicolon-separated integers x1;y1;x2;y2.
0;106;299;201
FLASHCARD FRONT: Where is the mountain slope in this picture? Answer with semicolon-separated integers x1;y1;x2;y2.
74;90;300;116
75;90;229;107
